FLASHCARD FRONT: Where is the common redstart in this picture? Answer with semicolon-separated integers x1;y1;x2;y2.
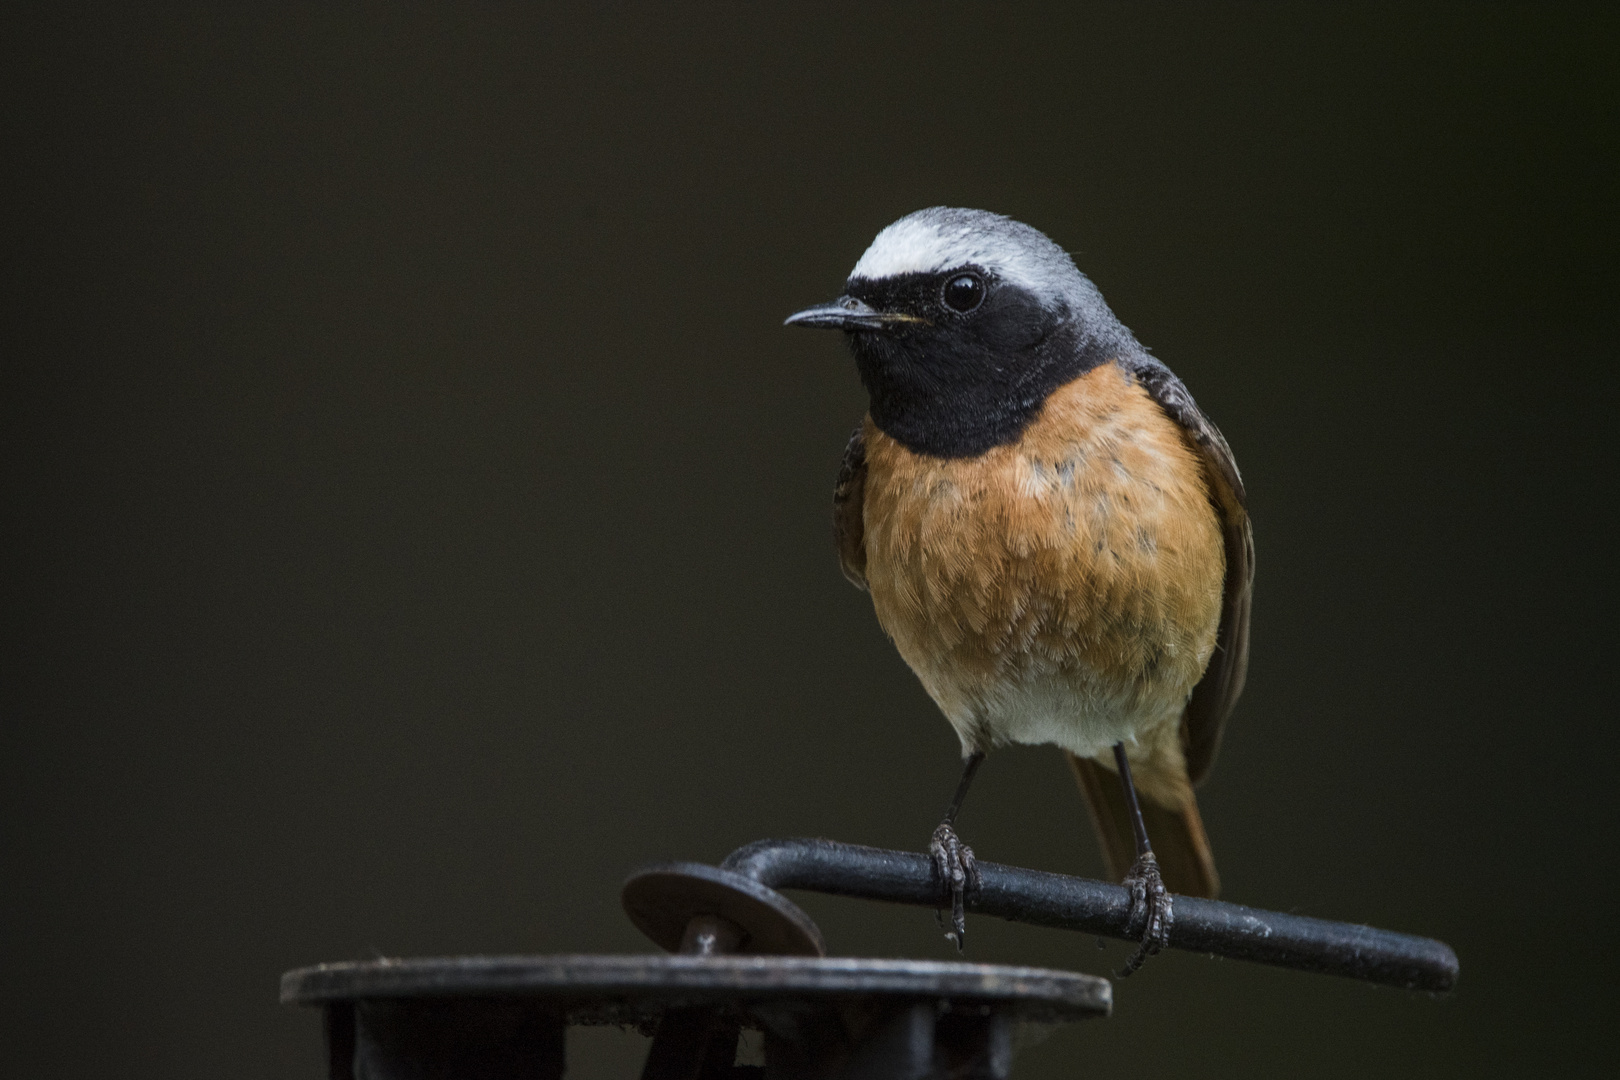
786;208;1253;973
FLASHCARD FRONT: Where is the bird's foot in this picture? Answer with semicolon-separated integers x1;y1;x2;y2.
1117;852;1173;977
929;820;980;951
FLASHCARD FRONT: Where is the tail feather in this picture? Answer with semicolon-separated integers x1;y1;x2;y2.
1065;752;1220;899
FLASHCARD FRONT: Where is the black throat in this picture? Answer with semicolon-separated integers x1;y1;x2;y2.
844;274;1117;459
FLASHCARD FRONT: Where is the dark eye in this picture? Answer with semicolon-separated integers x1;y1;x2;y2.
942;272;985;313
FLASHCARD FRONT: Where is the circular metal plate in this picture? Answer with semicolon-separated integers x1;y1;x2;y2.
622;862;825;957
281;954;1110;1023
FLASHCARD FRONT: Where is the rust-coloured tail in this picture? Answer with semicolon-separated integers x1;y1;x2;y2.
1065;752;1220;899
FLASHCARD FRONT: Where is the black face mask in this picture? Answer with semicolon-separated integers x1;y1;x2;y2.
844;272;1113;459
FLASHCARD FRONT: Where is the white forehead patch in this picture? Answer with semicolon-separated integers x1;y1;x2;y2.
847;207;1078;303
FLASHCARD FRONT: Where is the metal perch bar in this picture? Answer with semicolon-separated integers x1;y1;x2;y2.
720;838;1458;993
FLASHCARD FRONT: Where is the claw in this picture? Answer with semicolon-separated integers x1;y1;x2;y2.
1117;852;1173;977
929;821;980;950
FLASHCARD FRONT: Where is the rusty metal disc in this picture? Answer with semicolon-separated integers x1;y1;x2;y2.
281;953;1111;1022
621;862;826;957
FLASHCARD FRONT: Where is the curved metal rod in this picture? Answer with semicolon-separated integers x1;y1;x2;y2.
722;838;1458;993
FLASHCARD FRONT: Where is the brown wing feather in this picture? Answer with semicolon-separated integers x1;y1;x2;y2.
832;422;868;591
1130;363;1254;786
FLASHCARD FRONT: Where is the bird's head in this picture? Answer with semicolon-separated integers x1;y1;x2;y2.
786;207;1137;458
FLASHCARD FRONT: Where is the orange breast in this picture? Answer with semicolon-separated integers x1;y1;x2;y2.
860;362;1226;758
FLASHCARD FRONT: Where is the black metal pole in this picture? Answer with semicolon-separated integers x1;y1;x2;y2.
721;838;1458;993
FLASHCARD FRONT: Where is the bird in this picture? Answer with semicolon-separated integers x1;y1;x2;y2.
784;208;1253;973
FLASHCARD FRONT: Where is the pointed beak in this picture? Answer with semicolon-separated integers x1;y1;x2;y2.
783;296;927;331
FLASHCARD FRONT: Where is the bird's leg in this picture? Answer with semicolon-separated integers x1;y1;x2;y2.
1112;741;1173;977
929;751;985;951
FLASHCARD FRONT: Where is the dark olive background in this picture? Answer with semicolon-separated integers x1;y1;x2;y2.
4;4;1617;1078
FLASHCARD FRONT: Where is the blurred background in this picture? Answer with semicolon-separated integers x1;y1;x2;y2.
4;4;1616;1077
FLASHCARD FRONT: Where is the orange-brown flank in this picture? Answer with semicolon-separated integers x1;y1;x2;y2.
861;362;1225;801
